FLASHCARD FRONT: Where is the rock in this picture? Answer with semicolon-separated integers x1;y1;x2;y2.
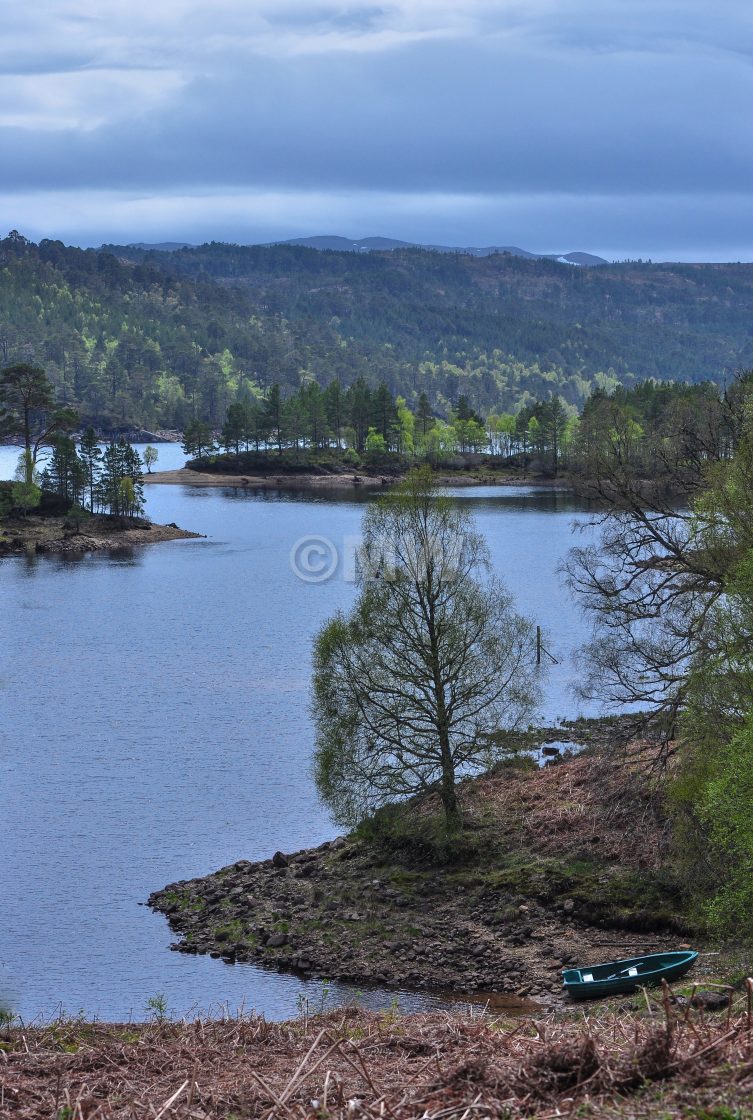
266;932;288;948
272;851;289;869
541;746;560;757
562;899;576;914
691;990;731;1012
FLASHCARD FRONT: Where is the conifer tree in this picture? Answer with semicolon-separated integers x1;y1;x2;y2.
79;427;102;510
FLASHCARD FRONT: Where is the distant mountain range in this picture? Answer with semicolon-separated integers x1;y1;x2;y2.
126;235;608;267
271;236;608;266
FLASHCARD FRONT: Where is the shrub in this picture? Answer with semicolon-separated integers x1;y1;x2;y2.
700;715;753;936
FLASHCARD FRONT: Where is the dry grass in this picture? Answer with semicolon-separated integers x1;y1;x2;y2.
5;989;753;1119
469;741;671;872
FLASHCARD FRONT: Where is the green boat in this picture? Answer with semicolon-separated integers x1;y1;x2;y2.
562;950;699;999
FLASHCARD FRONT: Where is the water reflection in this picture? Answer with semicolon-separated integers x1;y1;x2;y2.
0;461;597;1022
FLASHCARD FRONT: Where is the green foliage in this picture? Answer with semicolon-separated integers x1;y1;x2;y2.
97;440;145;518
64;504;91;534
41;434;87;504
10;480;41;513
5;233;753;431
699;716;753;936
364;427;386;454
567;373;753;933
0;361;77;480
144;992;169;1022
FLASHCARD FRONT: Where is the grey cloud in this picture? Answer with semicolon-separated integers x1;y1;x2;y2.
262;5;389;31
4;0;753;256
0;50;100;76
1;37;751;197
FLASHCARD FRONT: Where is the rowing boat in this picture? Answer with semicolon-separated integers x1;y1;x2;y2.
562;950;698;999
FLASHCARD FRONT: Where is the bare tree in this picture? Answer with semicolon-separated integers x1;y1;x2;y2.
563;374;753;744
312;467;541;833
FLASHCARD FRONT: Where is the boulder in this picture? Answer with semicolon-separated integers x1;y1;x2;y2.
691;990;731;1012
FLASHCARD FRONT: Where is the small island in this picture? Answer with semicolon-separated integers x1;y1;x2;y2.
0;505;201;556
0;364;200;555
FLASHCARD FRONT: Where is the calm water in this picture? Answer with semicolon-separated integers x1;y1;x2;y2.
0;446;596;1022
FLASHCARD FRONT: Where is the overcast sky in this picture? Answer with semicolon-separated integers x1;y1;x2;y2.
3;1;753;260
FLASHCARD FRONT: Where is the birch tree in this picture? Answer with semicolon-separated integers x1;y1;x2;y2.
312;468;541;833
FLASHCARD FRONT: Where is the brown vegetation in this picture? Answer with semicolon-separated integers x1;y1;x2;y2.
150;734;694;1000
4;994;753;1118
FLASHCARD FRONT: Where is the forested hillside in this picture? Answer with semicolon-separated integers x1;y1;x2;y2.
3;228;753;430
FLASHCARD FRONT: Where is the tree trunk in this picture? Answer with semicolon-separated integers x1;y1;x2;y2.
427;591;461;835
439;739;461;834
23;404;33;484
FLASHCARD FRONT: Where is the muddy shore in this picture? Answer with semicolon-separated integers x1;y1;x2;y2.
149;725;699;1006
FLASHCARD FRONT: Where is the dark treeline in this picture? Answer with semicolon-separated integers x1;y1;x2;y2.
191;374;742;485
5;230;753;433
185;376;581;474
39;432;146;518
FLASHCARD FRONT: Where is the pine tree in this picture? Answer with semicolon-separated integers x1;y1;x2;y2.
43;434;86;504
221;402;247;454
263;385;285;454
182;418;215;459
324;380;344;448
79;426;102;510
416;392;434;437
97;440;145;518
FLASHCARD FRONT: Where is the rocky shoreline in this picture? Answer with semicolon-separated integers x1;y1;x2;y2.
149;726;699;1005
0;514;202;556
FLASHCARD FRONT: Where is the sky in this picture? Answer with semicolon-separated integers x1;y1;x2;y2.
2;0;753;260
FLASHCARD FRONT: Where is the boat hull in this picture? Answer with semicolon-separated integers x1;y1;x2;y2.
562;951;699;1000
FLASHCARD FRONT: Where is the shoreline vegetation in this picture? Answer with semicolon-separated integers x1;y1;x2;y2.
149;718;701;1007
145;446;575;490
144;465;567;490
6;999;753;1119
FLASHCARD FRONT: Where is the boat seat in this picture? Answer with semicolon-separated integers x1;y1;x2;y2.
582;972;594;982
